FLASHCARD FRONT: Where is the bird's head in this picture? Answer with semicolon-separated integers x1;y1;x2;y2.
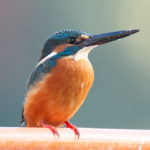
40;29;139;61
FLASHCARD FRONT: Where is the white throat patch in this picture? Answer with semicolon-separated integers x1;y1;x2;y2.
73;45;97;61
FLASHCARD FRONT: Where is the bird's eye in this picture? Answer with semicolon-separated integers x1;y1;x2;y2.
67;37;76;44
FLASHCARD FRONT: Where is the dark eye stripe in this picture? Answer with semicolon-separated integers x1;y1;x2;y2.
67;37;76;44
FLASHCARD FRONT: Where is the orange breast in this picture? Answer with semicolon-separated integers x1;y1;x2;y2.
24;57;94;127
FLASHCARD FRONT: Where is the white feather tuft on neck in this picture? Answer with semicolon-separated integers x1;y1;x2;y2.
73;45;97;61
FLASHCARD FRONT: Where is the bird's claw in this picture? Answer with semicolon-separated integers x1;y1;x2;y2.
40;121;59;138
65;121;80;139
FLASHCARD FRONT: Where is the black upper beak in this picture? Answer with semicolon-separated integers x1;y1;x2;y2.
82;29;139;47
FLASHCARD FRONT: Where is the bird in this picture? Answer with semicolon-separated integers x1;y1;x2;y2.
21;29;139;138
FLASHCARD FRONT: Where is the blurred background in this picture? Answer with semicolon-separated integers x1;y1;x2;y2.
0;0;149;129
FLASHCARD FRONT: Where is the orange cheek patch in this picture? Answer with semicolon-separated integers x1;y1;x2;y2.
80;34;89;40
53;44;72;53
76;34;89;44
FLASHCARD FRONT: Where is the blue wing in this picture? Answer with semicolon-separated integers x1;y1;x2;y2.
26;56;57;90
21;54;58;126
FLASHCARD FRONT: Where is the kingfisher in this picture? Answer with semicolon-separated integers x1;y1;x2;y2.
21;29;139;138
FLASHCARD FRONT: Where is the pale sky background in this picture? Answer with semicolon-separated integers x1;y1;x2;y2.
0;0;149;129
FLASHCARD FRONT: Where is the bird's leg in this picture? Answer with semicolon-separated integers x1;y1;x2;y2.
65;121;80;139
40;121;59;138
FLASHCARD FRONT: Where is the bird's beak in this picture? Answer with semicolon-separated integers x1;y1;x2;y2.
82;29;139;47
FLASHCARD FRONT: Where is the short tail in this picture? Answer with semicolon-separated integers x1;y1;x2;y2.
20;106;26;126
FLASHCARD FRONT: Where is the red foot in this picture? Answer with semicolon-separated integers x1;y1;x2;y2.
65;121;80;139
40;121;59;138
